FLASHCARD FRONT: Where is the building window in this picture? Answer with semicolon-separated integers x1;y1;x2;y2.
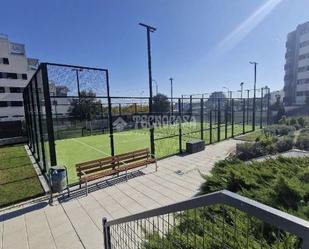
10;101;23;107
7;73;18;79
0;87;5;93
299;52;309;60
10;87;22;93
298;66;309;73
297;78;309;85
300;40;309;48
0;58;9;64
296;91;309;97
0;72;28;80
0;101;8;107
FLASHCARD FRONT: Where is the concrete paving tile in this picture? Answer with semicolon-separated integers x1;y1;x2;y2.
54;230;84;249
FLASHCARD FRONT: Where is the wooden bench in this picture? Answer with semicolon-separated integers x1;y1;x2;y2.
76;148;157;195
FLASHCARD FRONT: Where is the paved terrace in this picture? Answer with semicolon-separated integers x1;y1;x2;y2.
0;139;239;249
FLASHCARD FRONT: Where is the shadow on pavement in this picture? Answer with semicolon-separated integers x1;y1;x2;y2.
58;170;145;203
0;201;48;222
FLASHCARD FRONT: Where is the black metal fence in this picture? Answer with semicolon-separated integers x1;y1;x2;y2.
103;190;309;249
23;62;270;182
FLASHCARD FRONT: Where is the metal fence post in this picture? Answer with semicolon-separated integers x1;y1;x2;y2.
29;83;40;161
260;88;263;129
189;95;192;118
103;218;111;249
200;98;204;140
106;70;115;157
149;97;155;156
209;110;212;144
231;98;234;137
267;87;271;125
246;90;249;125
119;103;121;116
134;103;137;114
41;63;57;166
34;76;47;173
217;98;221;142
242;99;245;134
178;98;182;153
252;89;256;131
225;102;228;140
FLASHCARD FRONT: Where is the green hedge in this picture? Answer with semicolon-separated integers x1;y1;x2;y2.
143;157;309;248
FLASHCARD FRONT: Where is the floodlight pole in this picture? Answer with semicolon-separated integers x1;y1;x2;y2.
240;82;244;99
139;22;156;156
170;77;173;115
249;61;258;131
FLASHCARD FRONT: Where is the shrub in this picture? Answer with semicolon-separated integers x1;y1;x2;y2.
275;137;294;153
289;118;297;126
297;117;305;127
201;157;309;220
272;176;304;210
264;125;295;136
296;129;309;151
278;114;287;125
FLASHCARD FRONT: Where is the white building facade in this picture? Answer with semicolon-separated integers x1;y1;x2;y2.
284;21;309;105
0;34;38;121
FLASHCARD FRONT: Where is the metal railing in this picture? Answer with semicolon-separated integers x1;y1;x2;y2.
103;190;309;249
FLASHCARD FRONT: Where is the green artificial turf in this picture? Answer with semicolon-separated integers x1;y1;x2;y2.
56;123;253;184
0;144;44;207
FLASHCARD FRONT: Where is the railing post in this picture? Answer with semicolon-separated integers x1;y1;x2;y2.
103;218;111;249
303;238;309;249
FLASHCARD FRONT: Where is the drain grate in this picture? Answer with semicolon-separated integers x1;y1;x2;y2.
175;170;184;175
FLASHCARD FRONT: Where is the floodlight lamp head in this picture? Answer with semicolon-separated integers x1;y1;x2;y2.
139;23;156;32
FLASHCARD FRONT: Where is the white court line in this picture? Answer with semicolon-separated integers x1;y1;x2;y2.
72;138;110;156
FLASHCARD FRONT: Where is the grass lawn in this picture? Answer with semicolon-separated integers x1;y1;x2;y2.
56;122;253;184
0;144;44;207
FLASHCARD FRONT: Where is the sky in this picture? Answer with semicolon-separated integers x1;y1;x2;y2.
1;0;309;97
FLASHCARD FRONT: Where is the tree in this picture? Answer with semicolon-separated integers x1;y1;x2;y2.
152;93;170;113
68;90;102;121
56;85;69;96
276;104;286;124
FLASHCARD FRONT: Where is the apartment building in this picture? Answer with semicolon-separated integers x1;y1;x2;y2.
284;21;309;105
0;34;38;121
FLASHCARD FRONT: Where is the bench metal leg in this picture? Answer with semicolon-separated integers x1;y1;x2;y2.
85;179;88;196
